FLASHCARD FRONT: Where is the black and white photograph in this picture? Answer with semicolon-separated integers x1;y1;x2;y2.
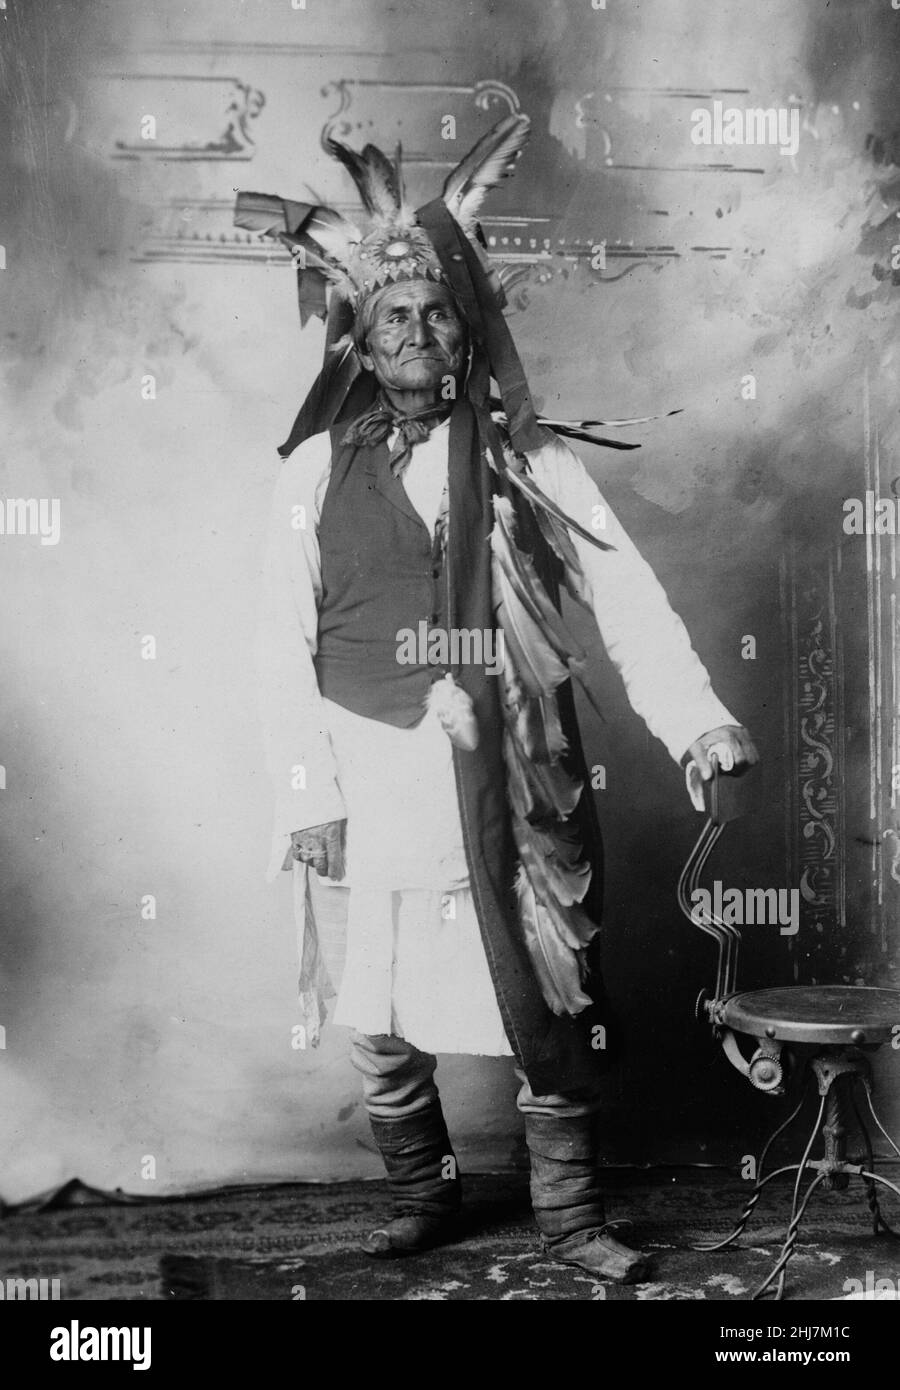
1;0;899;1343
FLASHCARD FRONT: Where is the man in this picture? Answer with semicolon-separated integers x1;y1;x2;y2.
243;115;758;1284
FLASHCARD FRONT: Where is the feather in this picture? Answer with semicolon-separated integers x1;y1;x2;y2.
536;887;596;957
493;499;590;665
488;402;642;451
234;193;358;287
504;728;538;820
303;205;362;262
539;409;684;429
495;546;582;666
492;568;570;701
527;696;567;762
442;114;532;232
539;424;640;451
234;191;304;237
360;142;403;221
502;466;616;554
500;667;568;763
234;193;354;248
495;497;602;1015
489;407;637;451
516;814;592;907
489;442;595;606
489;399;685;447
529;502;594;611
284;239;347;284
491;500;605;721
514;868;593;1016
494;570;604;722
504;730;582;823
394;142;408;214
514;693;568;764
327;138;404;221
326;139;379;215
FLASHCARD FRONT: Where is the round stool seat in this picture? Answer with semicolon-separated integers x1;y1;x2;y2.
718;985;900;1046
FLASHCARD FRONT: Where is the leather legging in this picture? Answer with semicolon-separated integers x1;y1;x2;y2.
350;1030;604;1121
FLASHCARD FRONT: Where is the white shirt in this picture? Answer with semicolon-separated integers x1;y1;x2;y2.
258;421;738;882
259;421;739;1052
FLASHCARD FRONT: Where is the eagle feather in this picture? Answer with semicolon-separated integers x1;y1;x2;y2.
442;114;532;233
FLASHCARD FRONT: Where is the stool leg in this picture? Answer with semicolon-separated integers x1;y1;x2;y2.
693;1083;810;1253
752;1170;826;1301
820;1077;851;1191
861;1078;900;1163
748;1090;827;1300
850;1089;900;1239
858;1171;900;1232
693;1165;803;1253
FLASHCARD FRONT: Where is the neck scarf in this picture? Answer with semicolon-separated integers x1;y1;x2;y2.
341;393;453;477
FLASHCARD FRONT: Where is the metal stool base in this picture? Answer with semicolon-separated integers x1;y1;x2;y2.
693;1048;900;1300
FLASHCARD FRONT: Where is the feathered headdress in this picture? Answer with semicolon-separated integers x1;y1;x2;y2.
235;115;654;463
235;115;531;316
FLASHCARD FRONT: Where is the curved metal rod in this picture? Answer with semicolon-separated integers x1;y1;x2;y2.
772;1172;829;1303
756;1083;811;1170
862;1080;900;1164
851;1091;900;1239
858;1170;900;1210
677;818;730;999
688;819;737;998
678;814;746;1001
789;1090;827;1207
677;818;721;935
678;820;727;993
693;1080;812;1252
687;792;744;997
749;1091;827;1300
752;1170;826;1301
692;1163;803;1251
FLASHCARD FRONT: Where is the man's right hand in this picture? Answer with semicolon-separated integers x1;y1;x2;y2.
287;821;347;880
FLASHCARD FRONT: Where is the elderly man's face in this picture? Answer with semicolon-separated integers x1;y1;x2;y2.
357;281;467;398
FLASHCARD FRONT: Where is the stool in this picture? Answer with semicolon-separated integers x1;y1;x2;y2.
679;764;900;1300
694;988;900;1300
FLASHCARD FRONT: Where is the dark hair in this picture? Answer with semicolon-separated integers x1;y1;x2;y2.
351;294;379;357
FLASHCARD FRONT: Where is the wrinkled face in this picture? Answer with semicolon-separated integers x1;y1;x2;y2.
356;280;467;396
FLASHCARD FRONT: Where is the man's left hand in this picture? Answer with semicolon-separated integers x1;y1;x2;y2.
686;725;759;781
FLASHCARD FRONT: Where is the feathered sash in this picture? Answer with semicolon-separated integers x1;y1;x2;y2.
490;492;603;1017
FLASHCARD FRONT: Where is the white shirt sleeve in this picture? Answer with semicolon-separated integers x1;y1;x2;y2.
524;431;739;765
257;432;347;880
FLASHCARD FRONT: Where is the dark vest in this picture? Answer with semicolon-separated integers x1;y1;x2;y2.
313;400;615;1095
315;428;448;725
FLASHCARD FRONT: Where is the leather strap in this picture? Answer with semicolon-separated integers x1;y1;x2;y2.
416;198;545;454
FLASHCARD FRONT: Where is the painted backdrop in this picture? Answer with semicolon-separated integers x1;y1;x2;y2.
0;0;897;1199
